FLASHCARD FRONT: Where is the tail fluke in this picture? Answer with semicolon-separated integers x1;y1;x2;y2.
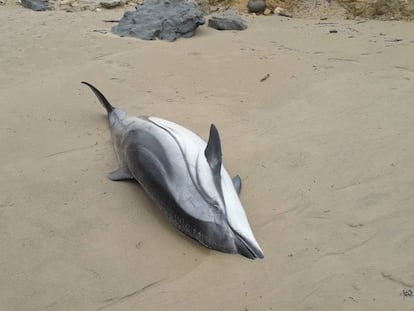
82;82;114;114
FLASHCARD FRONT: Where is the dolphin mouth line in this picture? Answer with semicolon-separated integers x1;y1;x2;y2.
234;230;264;259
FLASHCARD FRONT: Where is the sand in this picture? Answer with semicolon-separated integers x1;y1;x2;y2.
1;6;414;311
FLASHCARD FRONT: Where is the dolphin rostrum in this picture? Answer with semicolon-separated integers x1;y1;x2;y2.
82;82;264;259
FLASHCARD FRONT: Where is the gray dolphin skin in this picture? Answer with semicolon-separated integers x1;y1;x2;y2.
82;82;264;259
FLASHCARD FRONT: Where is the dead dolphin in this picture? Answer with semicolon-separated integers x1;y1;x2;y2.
82;82;264;259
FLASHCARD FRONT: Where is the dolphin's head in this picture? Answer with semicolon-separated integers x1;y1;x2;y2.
199;125;264;259
220;169;264;259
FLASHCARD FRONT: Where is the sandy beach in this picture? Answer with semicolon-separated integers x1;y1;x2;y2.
1;6;414;310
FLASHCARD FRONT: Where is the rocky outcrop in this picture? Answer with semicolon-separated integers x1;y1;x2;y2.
263;0;414;19
16;0;414;20
44;0;129;11
112;0;205;41
263;0;298;12
338;0;414;20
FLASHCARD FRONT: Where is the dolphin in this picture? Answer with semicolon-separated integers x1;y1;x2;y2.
82;82;264;259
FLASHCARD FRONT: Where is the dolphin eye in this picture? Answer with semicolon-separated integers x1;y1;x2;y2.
211;202;221;212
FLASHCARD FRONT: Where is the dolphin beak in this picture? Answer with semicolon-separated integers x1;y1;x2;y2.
234;232;264;259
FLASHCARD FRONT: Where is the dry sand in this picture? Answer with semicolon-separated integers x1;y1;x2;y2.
1;6;414;311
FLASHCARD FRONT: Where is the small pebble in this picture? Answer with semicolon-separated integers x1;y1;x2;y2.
247;0;265;14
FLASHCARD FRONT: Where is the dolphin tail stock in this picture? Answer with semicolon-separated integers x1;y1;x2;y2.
81;81;114;114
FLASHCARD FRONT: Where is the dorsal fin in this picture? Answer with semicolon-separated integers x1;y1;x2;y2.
204;124;222;175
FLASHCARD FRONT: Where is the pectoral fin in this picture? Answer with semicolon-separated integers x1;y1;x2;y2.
107;167;134;181
232;175;242;195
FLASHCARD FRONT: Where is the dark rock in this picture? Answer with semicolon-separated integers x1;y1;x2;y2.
112;0;205;42
208;13;247;31
329;29;338;33
247;0;265;14
99;0;125;9
21;0;47;11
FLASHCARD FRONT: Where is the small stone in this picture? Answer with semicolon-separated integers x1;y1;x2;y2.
273;6;284;14
247;0;265;14
263;8;271;15
21;0;47;11
208;13;247;31
274;6;292;17
60;0;74;5
210;6;219;12
329;29;338;33
99;0;124;8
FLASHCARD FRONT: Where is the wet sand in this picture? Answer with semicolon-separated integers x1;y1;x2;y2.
1;6;414;310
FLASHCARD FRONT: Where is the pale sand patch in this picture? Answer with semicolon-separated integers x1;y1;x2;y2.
1;7;414;311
